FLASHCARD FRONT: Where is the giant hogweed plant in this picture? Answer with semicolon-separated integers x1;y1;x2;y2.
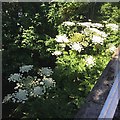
3;21;119;118
3;66;55;103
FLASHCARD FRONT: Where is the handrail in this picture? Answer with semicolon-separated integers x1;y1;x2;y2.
98;47;120;119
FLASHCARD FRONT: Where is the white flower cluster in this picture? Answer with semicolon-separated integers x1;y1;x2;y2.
76;22;107;46
52;51;62;56
70;42;83;52
92;35;104;45
77;22;103;28
92;23;104;28
19;65;33;73
12;89;28;103
89;28;107;38
55;34;69;43
40;67;53;76
3;89;29;103
3;66;56;103
85;56;95;67
14;83;23;90
43;77;56;88
8;73;22;82
62;21;75;26
82;27;107;45
30;77;55;97
77;22;92;28
106;23;119;31
33;86;45;97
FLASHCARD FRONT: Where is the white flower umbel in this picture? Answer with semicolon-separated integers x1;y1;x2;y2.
19;65;33;73
55;34;69;43
2;94;12;103
71;42;83;52
62;21;75;26
8;73;22;82
77;22;92;28
12;89;28;103
33;86;45;97
92;35;104;45
89;28;107;38
106;23;119;31
41;67;53;76
86;56;95;67
43;77;56;88
91;23;104;28
52;51;62;56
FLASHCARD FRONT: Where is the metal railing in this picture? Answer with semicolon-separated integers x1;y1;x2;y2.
98;48;120;119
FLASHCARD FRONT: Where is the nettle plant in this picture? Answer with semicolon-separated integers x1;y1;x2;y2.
3;65;55;104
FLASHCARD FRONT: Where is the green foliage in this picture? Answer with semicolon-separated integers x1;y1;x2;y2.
100;3;120;23
21;26;43;50
2;2;120;119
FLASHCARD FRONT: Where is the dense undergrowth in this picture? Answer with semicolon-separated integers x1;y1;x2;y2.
2;2;120;119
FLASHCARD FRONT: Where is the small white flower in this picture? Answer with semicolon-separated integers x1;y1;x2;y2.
43;77;55;88
55;34;69;43
33;86;45;96
19;65;33;73
62;21;75;26
41;67;53;76
92;35;104;45
40;81;44;85
86;56;95;67
71;42;83;52
52;51;62;56
13;89;28;102
8;73;22;82
14;83;23;89
106;24;119;31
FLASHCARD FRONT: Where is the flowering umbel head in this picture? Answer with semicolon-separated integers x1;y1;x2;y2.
92;35;104;45
55;34;69;43
85;56;96;67
3;66;56;104
19;65;33;73
70;42;83;53
8;73;22;82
